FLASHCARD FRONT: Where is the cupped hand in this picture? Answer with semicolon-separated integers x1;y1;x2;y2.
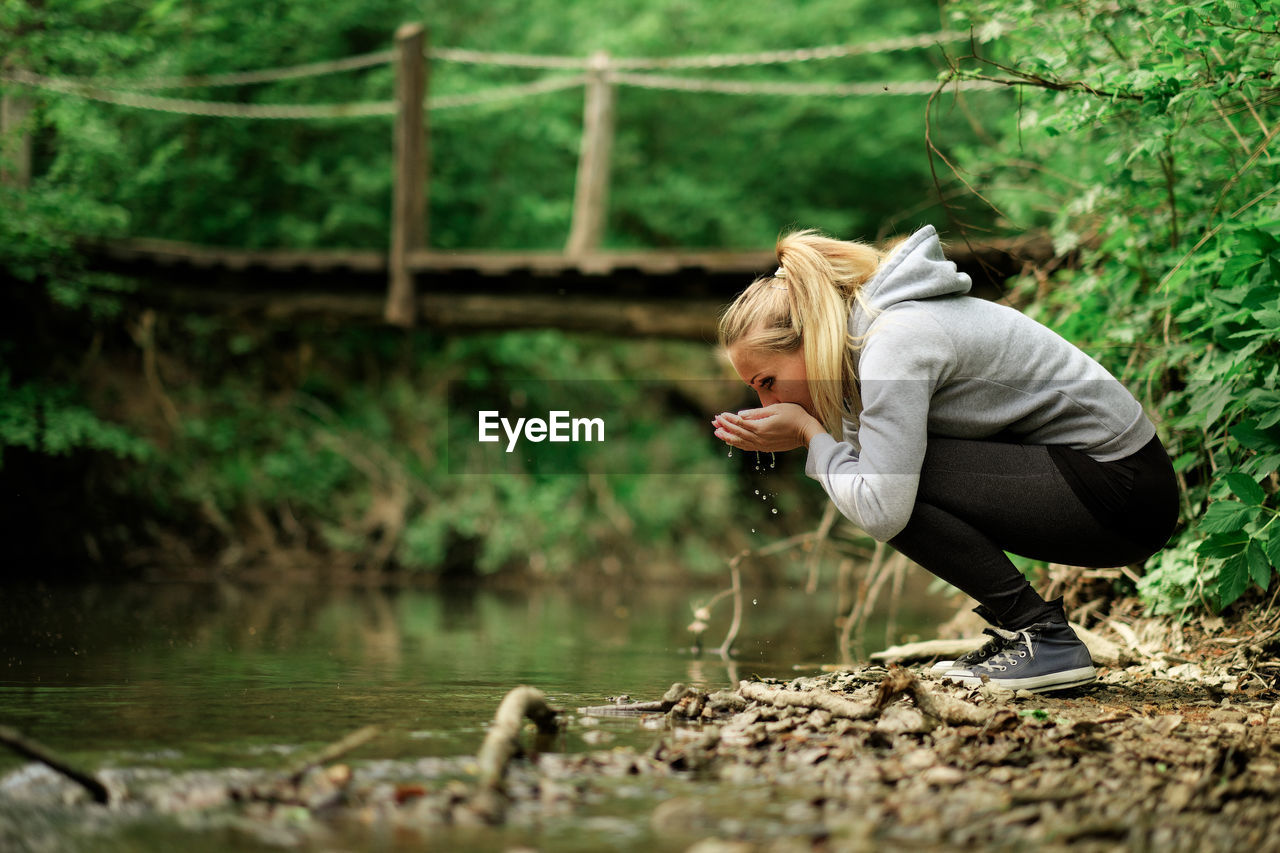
712;403;826;453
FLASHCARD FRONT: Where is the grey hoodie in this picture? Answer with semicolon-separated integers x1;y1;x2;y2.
804;225;1155;542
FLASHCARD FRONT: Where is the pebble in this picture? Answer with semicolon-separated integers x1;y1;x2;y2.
921;766;966;787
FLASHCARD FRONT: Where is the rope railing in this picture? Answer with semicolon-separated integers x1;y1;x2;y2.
40;49;397;91
608;72;1006;98
428;30;977;70
1;69;592;119
3;67;1008;121
1;28;985;102
1;69;396;119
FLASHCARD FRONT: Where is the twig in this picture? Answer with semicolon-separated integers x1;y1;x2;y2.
1159;184;1280;290
0;726;111;804
885;553;907;648
284;725;380;784
839;540;887;664
717;556;744;657
804;502;839;594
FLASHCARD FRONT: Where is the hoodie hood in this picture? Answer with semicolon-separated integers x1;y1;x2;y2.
851;225;971;338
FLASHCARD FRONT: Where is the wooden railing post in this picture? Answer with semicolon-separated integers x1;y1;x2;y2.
2;56;32;188
566;51;615;256
386;23;429;327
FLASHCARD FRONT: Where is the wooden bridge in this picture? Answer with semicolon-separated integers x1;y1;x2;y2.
11;23;1050;339
87;234;1051;340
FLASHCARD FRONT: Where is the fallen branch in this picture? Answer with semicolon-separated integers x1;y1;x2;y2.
579;683;701;717
0;726;111;805
738;681;879;721
869;637;985;665
873;665;993;726
738;666;993;730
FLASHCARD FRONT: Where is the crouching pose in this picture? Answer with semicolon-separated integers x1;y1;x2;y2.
713;225;1178;693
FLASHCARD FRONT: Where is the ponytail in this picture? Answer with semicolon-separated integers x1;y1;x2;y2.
718;229;884;436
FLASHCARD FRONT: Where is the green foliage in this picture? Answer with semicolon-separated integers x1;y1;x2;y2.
0;171;140;470
0;372;149;466
947;0;1280;613
139;322;752;575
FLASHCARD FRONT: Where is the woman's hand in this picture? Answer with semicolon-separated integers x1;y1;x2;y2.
712;403;826;453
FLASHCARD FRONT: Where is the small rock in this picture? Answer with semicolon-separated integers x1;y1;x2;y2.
685;838;755;853
651;796;709;836
921;765;966;787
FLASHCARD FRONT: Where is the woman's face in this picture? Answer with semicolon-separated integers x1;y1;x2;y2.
726;343;815;415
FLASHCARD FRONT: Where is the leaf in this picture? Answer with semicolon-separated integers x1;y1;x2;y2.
1198;501;1257;535
1222;472;1267;506
1247;540;1272;591
1218;552;1251;607
1199;530;1251;558
1267;533;1280;570
1233;421;1280;452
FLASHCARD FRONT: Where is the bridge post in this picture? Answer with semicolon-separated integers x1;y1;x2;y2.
566;51;615;256
386;23;429;327
2;55;32;187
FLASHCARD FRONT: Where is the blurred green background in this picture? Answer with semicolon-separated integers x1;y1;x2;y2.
2;0;1278;614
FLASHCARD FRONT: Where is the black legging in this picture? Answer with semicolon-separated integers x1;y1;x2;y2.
888;435;1179;630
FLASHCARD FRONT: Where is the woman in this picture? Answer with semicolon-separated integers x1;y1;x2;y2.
712;225;1178;693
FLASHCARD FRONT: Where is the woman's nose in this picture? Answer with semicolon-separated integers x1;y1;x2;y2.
757;390;777;407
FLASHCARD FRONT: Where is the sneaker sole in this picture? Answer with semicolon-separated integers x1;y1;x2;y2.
943;665;1097;694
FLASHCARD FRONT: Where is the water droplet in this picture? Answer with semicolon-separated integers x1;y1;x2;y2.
727;447;733;458
752;599;758;605
754;489;759;495
771;508;778;514
754;452;762;471
770;452;776;469
750;528;755;533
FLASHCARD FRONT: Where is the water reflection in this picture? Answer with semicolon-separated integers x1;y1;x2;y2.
0;579;950;773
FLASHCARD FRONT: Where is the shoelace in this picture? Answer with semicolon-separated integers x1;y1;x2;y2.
974;629;1036;673
958;626;1020;664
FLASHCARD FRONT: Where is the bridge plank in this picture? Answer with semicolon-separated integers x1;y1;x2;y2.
99;236;1051;281
142;286;721;339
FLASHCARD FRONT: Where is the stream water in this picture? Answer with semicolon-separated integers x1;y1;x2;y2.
0;578;951;850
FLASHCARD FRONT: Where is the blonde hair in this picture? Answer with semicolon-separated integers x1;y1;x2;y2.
718;229;887;436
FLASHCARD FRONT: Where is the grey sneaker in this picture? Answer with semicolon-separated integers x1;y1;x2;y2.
928;627;1022;674
943;621;1096;693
